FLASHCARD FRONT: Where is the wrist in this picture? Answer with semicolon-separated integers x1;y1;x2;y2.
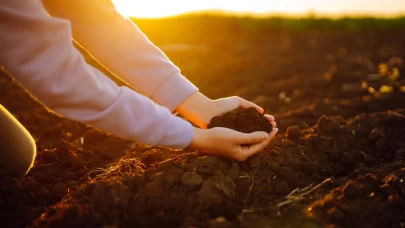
175;92;215;128
188;127;205;150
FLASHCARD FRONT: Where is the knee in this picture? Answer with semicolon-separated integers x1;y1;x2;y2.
14;134;37;177
1;127;37;177
0;105;37;177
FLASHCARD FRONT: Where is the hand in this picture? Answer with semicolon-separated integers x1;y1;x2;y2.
189;124;279;161
176;91;266;128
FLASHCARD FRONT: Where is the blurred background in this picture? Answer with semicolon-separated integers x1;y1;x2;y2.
88;0;405;129
112;0;405;18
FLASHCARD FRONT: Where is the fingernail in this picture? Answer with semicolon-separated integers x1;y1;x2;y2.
262;133;269;141
274;128;279;133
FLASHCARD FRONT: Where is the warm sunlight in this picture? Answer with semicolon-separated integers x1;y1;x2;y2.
112;0;405;18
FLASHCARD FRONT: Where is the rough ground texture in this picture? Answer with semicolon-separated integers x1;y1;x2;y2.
1;24;405;228
208;107;272;133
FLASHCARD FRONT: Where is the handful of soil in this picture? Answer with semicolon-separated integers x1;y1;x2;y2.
208;107;272;133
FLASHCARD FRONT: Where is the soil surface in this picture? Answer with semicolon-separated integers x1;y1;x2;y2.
1;23;405;228
208;107;272;133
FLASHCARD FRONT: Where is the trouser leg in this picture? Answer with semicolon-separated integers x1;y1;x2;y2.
0;104;36;177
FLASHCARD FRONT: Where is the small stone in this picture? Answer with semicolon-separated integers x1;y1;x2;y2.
394;148;405;161
317;115;340;135
368;128;384;143
198;156;219;168
388;195;405;207
141;149;165;167
286;125;302;140
181;172;203;187
340;152;355;167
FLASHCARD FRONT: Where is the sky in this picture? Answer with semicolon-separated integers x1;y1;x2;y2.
112;0;405;18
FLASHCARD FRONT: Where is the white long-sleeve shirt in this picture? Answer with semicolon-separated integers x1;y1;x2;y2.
0;0;198;148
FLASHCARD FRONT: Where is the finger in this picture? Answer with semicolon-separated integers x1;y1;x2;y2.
264;114;275;122
236;128;279;161
264;114;276;127
268;128;278;139
237;97;264;114
235;131;269;145
248;128;278;152
236;139;269;161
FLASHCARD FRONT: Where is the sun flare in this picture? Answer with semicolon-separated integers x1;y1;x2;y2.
112;0;405;18
112;1;198;18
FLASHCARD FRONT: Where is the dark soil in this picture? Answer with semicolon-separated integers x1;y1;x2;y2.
1;23;405;228
207;107;272;133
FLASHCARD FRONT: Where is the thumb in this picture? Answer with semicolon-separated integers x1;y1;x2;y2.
238;98;264;114
236;131;268;145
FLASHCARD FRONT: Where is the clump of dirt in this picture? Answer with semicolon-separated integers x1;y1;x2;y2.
33;153;242;227
316;115;342;135
141;149;166;167
309;165;405;227
286;125;302;140
208;107;272;133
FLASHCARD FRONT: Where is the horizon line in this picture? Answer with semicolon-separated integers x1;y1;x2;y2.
125;9;405;19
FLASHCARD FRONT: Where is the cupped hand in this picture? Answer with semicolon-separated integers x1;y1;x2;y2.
189;126;278;161
176;91;266;128
189;115;279;161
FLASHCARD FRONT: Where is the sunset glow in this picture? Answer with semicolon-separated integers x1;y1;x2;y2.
112;0;405;18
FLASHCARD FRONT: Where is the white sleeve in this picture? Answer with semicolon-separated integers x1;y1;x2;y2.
0;0;193;149
42;0;198;112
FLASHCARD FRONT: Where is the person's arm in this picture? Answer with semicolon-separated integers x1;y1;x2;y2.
0;0;192;149
41;0;276;129
41;0;198;112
